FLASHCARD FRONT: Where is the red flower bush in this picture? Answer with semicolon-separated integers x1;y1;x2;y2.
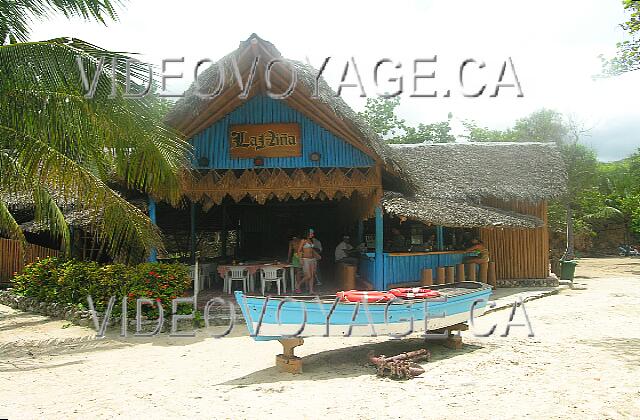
12;258;191;317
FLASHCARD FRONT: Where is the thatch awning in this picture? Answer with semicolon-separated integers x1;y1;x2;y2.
382;142;566;228
2;191;148;234
381;192;543;228
390;142;566;202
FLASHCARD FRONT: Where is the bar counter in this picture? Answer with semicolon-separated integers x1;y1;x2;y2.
359;250;474;289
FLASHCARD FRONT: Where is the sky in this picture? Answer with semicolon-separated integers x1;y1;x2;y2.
28;0;640;161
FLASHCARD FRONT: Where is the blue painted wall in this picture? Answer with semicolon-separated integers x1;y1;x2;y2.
359;253;474;289
190;95;375;169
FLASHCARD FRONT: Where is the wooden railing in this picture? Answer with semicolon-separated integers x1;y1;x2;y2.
0;238;60;284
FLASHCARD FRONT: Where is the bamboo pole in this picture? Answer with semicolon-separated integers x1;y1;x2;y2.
479;262;488;282
488;261;497;287
456;263;465;282
445;266;455;283
467;263;477;281
344;265;357;290
421;268;433;287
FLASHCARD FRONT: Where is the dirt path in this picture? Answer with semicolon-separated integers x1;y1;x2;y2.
1;258;639;419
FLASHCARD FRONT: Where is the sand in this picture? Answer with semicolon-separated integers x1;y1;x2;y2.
1;257;639;419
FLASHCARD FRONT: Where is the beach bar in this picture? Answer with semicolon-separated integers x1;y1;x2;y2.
153;34;567;291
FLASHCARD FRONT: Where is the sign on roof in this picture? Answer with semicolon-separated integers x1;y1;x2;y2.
229;123;301;158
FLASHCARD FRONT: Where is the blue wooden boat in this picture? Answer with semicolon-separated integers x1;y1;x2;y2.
235;282;492;340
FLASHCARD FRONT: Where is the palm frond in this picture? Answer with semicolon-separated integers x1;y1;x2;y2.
0;38;191;260
0;199;27;245
31;186;71;256
0;0;122;44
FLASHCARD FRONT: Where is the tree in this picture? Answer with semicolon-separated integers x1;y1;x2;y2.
511;109;569;143
462;109;569;143
558;133;599;260
0;0;118;44
590;150;640;244
0;1;191;261
600;0;640;76
358;96;405;140
461;120;515;142
359;97;455;143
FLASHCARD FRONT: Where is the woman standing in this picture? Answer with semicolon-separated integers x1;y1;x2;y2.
295;230;317;293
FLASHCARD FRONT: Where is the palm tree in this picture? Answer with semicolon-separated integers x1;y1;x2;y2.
0;1;192;261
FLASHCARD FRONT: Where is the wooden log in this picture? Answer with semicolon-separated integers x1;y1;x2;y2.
479;262;488;282
456;263;465;282
467;263;477;281
436;267;445;285
445;266;455;283
344;264;356;291
421;268;433;287
488;261;497;287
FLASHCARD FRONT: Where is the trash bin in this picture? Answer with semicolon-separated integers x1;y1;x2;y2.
559;260;578;280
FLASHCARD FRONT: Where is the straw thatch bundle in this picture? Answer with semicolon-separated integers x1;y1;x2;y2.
382;142;567;228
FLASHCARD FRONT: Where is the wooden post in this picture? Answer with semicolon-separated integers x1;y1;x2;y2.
344;264;356;291
467;263;477;281
374;206;384;290
221;204;228;257
436;267;445;285
445;266;455;283
456;263;465;282
421;268;433;286
488;261;497;287
479;262;488;282
436;226;444;251
190;201;197;264
276;338;304;374
148;196;157;262
444;333;464;350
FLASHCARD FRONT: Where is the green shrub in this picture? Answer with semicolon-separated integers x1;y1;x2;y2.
12;258;191;317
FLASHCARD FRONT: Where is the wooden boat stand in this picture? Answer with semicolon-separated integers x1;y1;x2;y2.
425;322;468;350
274;322;468;374
276;338;304;374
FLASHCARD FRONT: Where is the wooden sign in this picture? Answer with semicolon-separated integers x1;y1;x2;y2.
229;123;301;158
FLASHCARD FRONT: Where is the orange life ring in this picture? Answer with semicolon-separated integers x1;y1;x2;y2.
388;287;440;299
337;290;394;303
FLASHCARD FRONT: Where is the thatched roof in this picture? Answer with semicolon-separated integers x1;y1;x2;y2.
381;192;544;228
382;142;567;228
19;209;96;233
165;34;396;166
1;191;147;234
390;142;566;202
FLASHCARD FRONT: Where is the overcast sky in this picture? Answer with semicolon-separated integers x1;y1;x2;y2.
29;0;640;161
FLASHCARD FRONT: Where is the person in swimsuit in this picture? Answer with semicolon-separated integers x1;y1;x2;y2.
295;230;317;293
464;239;490;264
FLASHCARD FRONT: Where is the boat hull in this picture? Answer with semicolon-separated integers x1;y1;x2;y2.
235;282;492;341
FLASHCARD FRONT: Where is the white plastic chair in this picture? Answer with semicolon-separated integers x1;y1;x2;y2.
260;267;285;296
224;266;249;294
